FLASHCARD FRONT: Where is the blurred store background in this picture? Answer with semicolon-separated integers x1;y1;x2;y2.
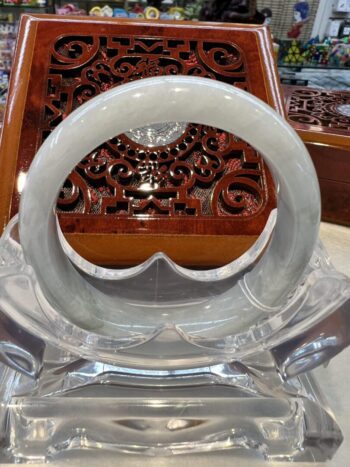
1;0;350;125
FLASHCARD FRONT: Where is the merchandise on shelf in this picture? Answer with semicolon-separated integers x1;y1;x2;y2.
279;34;350;67
112;7;128;17
56;3;86;15
283;40;304;64
0;70;9;127
144;6;160;18
2;0;47;4
84;1;197;20
327;19;342;38
0;21;16;127
167;6;185;19
339;18;350;38
184;0;204;20
330;42;350;66
261;7;272;26
287;1;310;39
101;4;113;16
0;21;16;73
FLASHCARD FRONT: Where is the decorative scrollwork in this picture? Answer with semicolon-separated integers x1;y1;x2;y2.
212;169;264;216
287;88;350;131
39;34;267;218
52;36;100;70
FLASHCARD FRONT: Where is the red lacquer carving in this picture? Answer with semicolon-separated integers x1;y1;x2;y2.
41;34;265;218
286;87;350;130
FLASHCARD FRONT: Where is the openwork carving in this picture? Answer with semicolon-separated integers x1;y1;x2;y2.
40;35;266;218
286;88;350;131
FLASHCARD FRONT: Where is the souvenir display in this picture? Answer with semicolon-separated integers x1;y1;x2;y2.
89;5;102;16
283;39;303;64
301;40;329;65
339;18;350;38
101;4;113;16
287;1;310;39
0;21;15;73
128;11;145;18
112;7;128;17
330;42;350;66
184;0;205;20
278;35;350;67
334;0;350;13
2;0;47;4
0;21;16;127
160;6;185;20
167;6;185;19
144;5;160;18
0;70;8;129
261;7;272;26
130;1;145;14
56;3;86;15
328;19;342;38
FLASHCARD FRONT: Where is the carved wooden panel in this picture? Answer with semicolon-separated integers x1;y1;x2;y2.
285;87;350;131
0;16;283;266
43;35;263;219
283;85;350;227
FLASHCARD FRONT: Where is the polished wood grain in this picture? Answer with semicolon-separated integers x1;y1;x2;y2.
0;15;283;266
283;85;350;226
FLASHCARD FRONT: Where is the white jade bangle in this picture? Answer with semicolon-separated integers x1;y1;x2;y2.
19;76;320;335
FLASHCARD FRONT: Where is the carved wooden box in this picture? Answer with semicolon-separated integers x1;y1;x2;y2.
283;85;350;226
0;15;283;266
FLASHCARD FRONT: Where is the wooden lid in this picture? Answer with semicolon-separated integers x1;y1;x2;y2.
283;84;350;149
0;15;282;266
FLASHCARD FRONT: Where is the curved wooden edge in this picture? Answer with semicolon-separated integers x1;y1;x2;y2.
0;15;38;232
65;233;259;267
257;27;286;118
295;129;350;149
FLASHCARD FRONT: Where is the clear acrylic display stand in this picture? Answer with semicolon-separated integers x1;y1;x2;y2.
0;76;349;462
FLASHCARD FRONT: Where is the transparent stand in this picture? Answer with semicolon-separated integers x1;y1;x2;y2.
0;352;343;463
0;215;348;462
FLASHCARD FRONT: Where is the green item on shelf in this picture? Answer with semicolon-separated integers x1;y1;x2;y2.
184;0;205;20
283;40;303;65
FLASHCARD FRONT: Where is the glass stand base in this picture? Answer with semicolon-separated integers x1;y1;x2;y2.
4;395;342;463
0;364;343;463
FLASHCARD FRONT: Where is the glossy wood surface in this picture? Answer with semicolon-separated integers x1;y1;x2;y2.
0;15;284;266
283;85;350;226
